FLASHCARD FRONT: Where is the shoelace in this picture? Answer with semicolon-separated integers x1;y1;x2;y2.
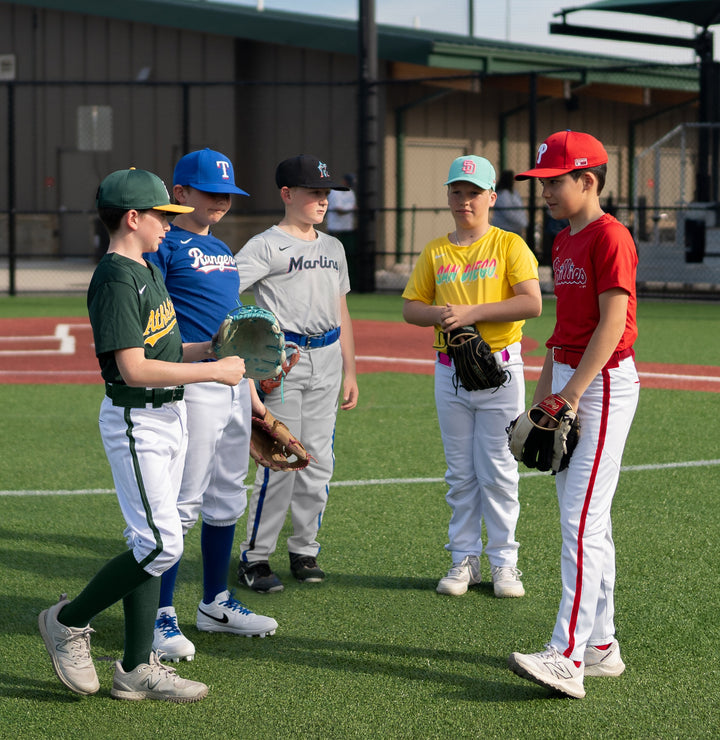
219;592;253;616
245;561;273;578
492;566;523;580
148;651;182;682
155;613;182;638
446;564;469;578
540;644;566;663
63;626;95;663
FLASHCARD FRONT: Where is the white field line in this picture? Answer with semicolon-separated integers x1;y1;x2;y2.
0;323;90;356
355;355;720;384
0;370;100;377
2;459;719;496
0;337;716;384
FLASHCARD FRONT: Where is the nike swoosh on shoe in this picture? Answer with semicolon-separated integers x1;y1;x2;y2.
197;609;229;624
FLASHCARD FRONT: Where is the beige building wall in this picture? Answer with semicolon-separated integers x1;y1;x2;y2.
0;2;700;263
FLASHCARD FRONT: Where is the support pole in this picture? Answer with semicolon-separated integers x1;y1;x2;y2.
356;0;378;292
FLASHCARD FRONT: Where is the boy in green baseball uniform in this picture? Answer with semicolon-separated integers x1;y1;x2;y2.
38;168;245;703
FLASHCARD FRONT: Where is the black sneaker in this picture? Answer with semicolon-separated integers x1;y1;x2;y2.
289;553;325;583
237;560;284;593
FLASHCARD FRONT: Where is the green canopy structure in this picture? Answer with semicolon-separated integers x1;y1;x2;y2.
557;0;720;29
551;0;720;202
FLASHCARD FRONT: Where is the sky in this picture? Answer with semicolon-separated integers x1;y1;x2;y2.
220;0;718;63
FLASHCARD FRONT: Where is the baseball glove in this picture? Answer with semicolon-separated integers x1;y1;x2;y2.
506;393;581;473
259;344;300;396
445;325;509;392
213;305;286;380
250;409;311;472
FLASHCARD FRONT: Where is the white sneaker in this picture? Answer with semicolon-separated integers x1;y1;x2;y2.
491;566;525;598
111;651;208;703
436;555;481;596
584;639;626;677
38;593;100;695
508;644;585;699
152;607;196;663
196;590;278;637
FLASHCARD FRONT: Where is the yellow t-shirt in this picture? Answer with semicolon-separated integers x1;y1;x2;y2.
402;226;539;352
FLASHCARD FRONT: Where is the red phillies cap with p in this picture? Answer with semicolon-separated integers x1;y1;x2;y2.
515;130;608;180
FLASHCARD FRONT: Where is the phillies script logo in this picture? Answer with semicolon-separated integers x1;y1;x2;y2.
553;257;587;286
188;247;237;274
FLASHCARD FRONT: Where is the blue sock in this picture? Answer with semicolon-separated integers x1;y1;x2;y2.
159;559;180;609
201;522;236;605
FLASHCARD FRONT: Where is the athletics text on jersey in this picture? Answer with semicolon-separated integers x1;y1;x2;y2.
87;253;183;383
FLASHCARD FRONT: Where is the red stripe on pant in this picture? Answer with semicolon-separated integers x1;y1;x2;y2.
564;367;611;659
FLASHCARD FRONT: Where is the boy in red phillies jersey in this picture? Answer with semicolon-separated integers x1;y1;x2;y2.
507;131;639;699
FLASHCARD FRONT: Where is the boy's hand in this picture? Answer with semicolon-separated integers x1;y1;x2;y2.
440;303;477;332
213;356;246;386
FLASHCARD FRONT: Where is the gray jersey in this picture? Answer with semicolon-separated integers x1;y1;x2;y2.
235;225;350;334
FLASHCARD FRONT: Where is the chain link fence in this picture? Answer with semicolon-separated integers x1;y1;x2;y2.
632;123;720;291
2;84;719;298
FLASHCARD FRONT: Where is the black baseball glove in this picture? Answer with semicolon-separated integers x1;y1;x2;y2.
506;393;581;473
445;325;509;392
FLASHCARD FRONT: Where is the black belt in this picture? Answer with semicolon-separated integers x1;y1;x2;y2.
284;327;340;349
105;382;185;408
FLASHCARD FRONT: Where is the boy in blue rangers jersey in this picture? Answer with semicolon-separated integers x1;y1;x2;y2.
38;168;246;703
145;149;278;662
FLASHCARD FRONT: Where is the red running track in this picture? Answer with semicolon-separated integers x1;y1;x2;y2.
1;317;718;392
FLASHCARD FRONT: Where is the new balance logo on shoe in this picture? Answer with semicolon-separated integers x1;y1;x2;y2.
508;645;586;699
142;673;163;691
542;658;576;680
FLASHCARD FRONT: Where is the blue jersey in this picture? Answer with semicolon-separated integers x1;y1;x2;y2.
146;224;240;342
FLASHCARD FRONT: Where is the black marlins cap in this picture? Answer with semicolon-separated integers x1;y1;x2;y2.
275;155;349;190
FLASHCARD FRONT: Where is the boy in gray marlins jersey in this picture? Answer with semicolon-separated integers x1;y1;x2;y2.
235;155;359;592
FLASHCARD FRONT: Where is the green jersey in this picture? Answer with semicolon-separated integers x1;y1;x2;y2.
87;252;183;383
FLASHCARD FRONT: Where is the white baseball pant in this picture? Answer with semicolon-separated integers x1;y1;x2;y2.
434;342;525;566
549;355;640;661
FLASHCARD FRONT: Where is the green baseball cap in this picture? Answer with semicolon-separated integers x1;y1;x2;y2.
444;155;496;191
96;168;194;213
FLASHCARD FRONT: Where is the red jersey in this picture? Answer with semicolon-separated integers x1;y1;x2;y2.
547;213;637;352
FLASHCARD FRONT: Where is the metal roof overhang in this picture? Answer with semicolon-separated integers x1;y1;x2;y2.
558;0;720;29
5;0;700;104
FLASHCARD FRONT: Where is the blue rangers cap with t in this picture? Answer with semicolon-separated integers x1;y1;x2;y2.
173;148;249;195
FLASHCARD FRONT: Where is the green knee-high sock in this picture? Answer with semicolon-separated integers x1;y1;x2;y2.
59;550;152;628
122;575;161;672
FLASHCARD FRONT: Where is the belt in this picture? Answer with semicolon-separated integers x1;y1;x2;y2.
105;382;185;408
284;327;340;349
552;346;634;370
